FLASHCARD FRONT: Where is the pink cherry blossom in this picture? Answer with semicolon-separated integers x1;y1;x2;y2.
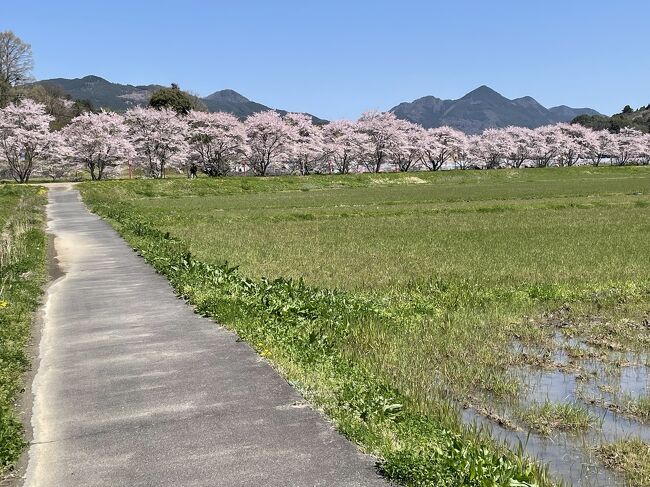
0;99;61;183
393;119;426;172
612;127;646;166
124;107;190;178
502;126;534;168
63;111;135;180
283;113;324;175
322;120;366;174
356;110;402;173
187;110;246;176
422;126;468;171
470;128;511;169
244;111;296;176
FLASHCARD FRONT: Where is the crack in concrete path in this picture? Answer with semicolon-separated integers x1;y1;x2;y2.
23;185;387;487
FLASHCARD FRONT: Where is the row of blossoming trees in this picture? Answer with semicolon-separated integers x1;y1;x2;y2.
1;99;650;183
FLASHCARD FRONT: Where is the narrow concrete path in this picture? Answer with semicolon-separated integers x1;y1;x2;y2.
24;186;387;487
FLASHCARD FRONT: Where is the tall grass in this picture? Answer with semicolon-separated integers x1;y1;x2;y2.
0;185;47;475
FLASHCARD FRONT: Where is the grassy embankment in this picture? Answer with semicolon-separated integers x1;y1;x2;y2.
80;166;650;486
0;185;47;476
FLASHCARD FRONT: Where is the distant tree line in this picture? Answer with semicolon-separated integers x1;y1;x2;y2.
572;104;650;134
1;31;649;183
2;100;649;183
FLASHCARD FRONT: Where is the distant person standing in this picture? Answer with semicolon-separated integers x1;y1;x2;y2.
189;163;198;179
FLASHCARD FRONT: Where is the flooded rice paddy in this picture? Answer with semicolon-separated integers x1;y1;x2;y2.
462;318;649;486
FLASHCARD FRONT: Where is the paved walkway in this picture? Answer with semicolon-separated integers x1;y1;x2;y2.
24;186;387;486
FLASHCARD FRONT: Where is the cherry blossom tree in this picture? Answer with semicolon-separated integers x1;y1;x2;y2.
639;133;650;166
186;111;246;176
0;99;61;183
37;143;75;180
63;111;135;180
356;110;401;173
464;135;485;169
554;123;591;167
529;126;560;167
393;119;425;172
453;142;472;170
470;128;512;169
244;110;296;176
612;127;646;166
322;120;365;174
422;126;468;171
582;129;615;166
125;107;189;178
503;126;534;168
284;113;324;175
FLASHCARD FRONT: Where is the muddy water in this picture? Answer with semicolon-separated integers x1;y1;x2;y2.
462;333;649;486
461;408;623;486
619;365;649;400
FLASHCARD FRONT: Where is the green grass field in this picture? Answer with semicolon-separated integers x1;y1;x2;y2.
88;167;650;289
0;184;47;476
80;166;650;486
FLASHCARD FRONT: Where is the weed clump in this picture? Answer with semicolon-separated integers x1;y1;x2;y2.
519;402;597;436
597;439;650;487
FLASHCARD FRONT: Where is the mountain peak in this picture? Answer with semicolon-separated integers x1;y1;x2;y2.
80;75;110;83
461;85;504;101
389;86;601;133
512;96;546;109
205;89;250;103
411;95;443;104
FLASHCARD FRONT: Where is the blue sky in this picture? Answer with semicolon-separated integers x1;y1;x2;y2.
3;1;648;119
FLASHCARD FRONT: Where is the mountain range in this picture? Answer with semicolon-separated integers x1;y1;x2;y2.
389;86;600;133
33;76;600;133
33;75;325;122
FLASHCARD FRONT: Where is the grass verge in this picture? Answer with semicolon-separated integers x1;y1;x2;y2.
0;185;47;476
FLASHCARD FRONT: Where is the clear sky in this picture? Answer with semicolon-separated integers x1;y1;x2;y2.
2;0;648;119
